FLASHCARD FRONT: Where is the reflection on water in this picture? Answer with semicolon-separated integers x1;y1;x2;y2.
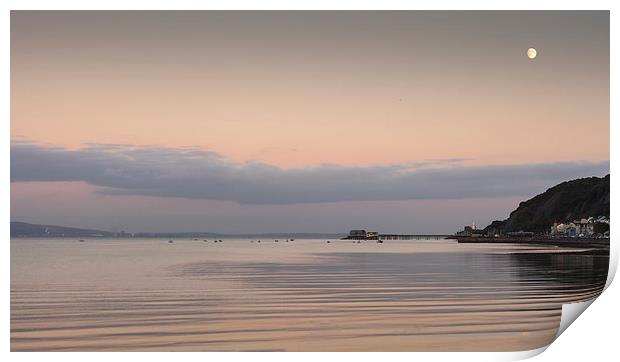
11;239;608;351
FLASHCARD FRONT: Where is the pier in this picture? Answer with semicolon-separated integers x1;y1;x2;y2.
377;234;452;240
342;234;452;240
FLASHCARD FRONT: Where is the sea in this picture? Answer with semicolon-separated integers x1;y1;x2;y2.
10;238;608;351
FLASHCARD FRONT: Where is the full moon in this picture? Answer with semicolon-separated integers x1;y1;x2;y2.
527;47;537;59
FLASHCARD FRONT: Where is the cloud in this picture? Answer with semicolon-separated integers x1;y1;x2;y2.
11;141;610;204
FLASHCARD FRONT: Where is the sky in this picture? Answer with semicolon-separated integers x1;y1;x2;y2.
10;11;610;234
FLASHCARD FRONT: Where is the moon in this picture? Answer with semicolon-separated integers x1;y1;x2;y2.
527;47;537;59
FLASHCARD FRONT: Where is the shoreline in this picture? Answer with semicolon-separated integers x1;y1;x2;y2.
452;236;610;252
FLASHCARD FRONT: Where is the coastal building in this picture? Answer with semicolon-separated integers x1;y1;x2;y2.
549;216;608;237
349;230;367;239
551;223;565;235
565;224;578;237
456;223;485;237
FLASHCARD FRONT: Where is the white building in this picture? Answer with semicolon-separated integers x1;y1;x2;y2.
550;216;606;237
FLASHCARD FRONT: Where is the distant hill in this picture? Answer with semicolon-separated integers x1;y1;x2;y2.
11;222;115;237
10;221;345;239
484;174;610;234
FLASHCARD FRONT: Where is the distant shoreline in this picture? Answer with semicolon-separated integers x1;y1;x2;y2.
10;234;347;240
10;220;349;239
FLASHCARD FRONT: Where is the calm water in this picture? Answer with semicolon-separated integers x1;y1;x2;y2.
11;238;608;351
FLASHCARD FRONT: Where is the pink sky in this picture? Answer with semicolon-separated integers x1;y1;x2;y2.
10;11;609;233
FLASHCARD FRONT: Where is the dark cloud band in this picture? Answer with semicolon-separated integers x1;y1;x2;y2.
11;141;610;204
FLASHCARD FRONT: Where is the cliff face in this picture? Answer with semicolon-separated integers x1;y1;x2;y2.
484;174;610;234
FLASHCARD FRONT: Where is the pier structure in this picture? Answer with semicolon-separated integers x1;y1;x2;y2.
342;233;452;241
377;234;451;240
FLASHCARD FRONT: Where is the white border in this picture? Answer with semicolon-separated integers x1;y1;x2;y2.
3;2;617;361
